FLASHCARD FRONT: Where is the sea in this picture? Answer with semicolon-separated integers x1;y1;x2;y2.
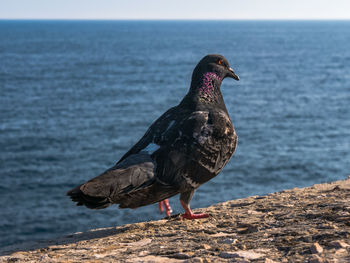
0;20;349;248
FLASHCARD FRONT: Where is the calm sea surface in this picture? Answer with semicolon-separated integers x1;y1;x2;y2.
0;20;349;247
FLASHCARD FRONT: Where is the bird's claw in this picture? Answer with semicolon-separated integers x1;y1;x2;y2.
158;199;172;217
179;212;209;220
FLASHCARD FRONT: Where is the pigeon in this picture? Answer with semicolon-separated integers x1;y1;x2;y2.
67;54;239;220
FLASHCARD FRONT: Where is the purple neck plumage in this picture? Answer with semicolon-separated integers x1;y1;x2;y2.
199;72;222;95
196;72;223;104
181;71;226;109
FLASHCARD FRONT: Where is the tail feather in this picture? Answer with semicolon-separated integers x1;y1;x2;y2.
66;152;159;210
67;186;111;209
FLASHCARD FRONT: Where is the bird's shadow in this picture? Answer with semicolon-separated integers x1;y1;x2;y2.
0;227;123;256
0;214;182;257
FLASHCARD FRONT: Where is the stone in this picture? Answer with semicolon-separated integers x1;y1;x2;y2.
235;259;250;263
309;255;325;263
172;253;190;259
334;248;347;255
127;238;152;247
210;232;236;238
219;250;264;260
200;244;211;250
187;257;203;263
233;250;265;260
218;238;239;244
138;250;149;256
219;252;239;258
126;255;183;263
329;240;349;248
310;242;323;254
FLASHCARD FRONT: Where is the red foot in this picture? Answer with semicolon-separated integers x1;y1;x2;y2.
158;199;172;217
180;212;209;220
179;200;209;220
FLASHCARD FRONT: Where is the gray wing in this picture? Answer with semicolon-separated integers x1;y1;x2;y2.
67;152;179;209
117;106;179;164
67;106;186;209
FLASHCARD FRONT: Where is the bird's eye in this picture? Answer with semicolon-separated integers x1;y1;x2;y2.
218;59;222;65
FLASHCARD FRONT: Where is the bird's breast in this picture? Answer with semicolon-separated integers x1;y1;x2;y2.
185;110;237;184
194;110;236;147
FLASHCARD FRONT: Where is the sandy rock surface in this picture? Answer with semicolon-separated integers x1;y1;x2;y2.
1;178;350;262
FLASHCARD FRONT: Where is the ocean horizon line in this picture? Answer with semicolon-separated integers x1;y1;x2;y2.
1;18;350;22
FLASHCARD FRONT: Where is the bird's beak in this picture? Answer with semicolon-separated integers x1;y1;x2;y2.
227;67;240;81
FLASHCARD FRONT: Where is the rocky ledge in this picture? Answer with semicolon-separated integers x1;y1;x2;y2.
2;178;350;263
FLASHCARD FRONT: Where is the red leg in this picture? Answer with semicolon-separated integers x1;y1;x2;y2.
158;201;164;213
179;200;209;220
163;199;172;217
158;199;173;217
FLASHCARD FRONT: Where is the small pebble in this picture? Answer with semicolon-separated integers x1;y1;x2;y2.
200;244;211;250
236;259;250;263
173;253;190;259
219;250;263;260
309;255;325;263
335;248;347;255
329;240;349;248
187;257;203;263
137;250;148;256
310;242;323;254
219;252;239;259
218;238;238;244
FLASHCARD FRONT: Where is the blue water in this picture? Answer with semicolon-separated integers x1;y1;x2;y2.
0;20;349;248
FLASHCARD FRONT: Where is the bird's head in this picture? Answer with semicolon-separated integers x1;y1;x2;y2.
188;55;239;104
192;54;240;83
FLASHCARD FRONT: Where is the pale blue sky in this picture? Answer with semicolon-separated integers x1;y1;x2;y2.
1;0;350;20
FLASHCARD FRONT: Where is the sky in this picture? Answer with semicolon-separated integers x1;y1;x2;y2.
1;0;350;20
